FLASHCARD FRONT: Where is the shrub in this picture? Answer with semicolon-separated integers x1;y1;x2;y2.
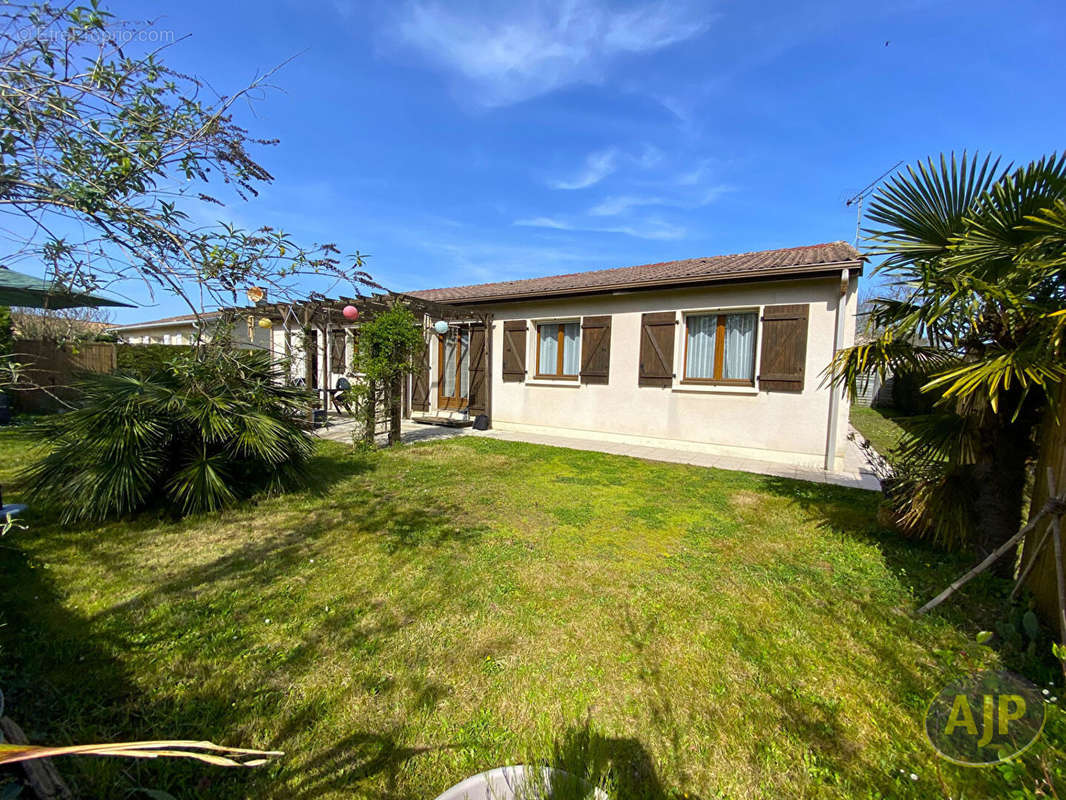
20;347;315;522
0;306;12;356
347;303;425;445
115;343;196;375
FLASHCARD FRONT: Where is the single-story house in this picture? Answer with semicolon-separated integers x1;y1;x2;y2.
407;241;861;471
114;311;222;345
113;241;862;471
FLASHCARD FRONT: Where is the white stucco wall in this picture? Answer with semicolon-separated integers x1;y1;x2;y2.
119;322;199;345
422;275;858;470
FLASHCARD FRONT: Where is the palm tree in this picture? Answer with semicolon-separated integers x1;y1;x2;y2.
832;153;1066;562
20;345;315;522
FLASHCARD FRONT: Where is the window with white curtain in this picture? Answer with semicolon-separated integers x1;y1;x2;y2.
442;331;457;396
536;321;580;378
684;311;757;384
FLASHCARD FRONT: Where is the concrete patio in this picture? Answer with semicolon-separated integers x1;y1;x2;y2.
314;416;466;446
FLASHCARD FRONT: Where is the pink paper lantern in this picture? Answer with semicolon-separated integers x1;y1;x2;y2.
342;305;359;321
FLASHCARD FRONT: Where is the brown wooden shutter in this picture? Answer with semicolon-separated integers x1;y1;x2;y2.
502;320;527;382
638;311;677;387
412;340;430;411
468;324;487;414
580;315;611;384
758;304;809;392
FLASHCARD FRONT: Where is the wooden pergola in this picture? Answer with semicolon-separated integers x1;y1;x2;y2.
222;290;492;443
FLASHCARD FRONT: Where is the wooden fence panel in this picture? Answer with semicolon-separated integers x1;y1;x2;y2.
1022;380;1066;624
10;340;116;413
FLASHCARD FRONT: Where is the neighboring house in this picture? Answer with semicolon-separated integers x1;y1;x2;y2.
113;241;862;471
113;307;356;398
113;311;221;344
408;241;862;471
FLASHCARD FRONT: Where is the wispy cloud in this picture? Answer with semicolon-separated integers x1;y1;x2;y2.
515;215;685;241
589;184;731;216
549;148;619;190
513;216;574;230
603;219;685;240
676;158;717;186
386;1;711;107
403;236;616;287
588;194;664;215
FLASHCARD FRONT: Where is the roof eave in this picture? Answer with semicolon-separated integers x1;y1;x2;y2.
112;315;218;333
425;259;864;305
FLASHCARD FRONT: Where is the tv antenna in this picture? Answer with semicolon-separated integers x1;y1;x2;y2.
846;160;903;247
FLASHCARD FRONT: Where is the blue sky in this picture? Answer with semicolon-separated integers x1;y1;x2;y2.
72;1;1066;322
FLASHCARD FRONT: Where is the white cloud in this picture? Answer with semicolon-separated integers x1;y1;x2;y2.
634;143;664;168
513;216;574;230
387;1;710;107
589;184;731;216
548;143;669;191
404;236;614;287
514;214;684;241
694;184;731;204
589;194;664;215
676;158;715;186
602;219;685;240
549;148;619;190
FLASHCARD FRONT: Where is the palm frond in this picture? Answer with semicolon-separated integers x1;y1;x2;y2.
892;410;983;466
887;461;979;550
948;152;1066;282
825;338;955;400
924;346;1066;416
864;152;1004;269
0;740;282;768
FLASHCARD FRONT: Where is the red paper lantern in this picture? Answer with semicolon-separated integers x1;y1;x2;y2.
342;305;359;321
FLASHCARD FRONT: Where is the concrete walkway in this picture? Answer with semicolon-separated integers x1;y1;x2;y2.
467;426;883;491
315;415;882;491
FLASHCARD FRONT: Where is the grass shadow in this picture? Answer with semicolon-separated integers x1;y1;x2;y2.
543;718;699;800
0;544;152;797
753;473;1058;680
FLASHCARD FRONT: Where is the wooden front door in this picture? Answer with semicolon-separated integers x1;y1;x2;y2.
437;326;470;411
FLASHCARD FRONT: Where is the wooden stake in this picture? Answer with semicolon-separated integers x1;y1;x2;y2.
917;500;1058;614
1012;468;1059;599
1012;524;1055;599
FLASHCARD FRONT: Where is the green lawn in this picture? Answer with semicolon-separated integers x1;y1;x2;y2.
849;404;914;459
0;426;1061;799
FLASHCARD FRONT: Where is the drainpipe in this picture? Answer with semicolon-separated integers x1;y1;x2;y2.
824;268;850;471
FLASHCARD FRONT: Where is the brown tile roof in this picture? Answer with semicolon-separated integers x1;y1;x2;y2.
408;241;861;304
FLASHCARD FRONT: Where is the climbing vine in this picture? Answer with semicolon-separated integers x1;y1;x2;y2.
348;304;425;445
